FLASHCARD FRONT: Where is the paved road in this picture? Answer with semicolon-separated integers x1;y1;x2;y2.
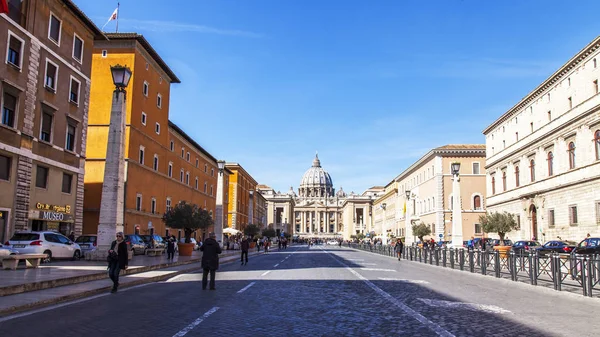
1;245;598;336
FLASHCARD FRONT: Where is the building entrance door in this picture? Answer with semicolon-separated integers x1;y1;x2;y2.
0;210;7;243
530;205;538;240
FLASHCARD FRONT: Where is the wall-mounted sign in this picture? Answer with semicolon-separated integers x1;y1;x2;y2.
29;210;74;223
36;203;71;214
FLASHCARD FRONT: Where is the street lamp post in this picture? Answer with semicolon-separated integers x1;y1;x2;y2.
381;203;387;245
450;162;463;248
96;65;132;256
404;190;414;246
215;160;225;244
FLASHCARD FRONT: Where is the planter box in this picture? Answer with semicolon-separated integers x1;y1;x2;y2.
493;245;511;258
178;243;195;256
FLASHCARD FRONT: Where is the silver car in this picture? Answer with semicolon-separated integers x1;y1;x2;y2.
0;243;19;256
74;235;98;257
8;231;82;262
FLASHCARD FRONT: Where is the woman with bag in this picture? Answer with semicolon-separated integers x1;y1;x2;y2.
107;232;128;293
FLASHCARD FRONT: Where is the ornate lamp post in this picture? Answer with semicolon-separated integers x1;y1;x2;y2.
215;160;225;244
404;190;413;246
450;162;463;248
96;65;132;256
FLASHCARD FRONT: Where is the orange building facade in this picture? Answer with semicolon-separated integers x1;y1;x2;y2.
84;33;219;239
225;163;259;232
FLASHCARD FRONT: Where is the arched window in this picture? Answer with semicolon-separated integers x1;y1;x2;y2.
568;142;576;169
491;177;496;195
547;151;554;176
514;166;520;187
502;171;507;191
474;195;481;210
595;130;600;160
529;159;535;182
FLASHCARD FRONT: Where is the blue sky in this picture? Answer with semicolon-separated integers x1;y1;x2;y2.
76;0;600;194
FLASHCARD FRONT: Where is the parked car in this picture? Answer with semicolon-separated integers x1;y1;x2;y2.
0;243;19;255
573;237;600;255
140;234;166;250
74;235;98;257
536;240;577;255
327;240;338;245
7;231;82;262
125;234;147;255
512;240;541;254
179;237;199;250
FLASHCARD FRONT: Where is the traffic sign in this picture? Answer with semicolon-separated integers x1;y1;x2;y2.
439;234;443;238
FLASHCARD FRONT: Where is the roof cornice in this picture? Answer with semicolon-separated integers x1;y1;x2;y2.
482;36;600;135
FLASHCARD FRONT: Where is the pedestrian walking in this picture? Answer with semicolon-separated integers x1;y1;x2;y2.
166;237;176;261
264;238;270;253
107;232;128;293
394;239;404;261
241;236;249;265
200;232;222;290
68;231;75;241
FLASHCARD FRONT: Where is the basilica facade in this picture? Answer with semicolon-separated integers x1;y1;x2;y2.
258;154;381;239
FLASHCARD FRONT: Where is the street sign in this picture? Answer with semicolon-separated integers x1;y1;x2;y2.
439;234;443;238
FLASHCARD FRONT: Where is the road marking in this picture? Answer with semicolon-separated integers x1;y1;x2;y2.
274;264;280;267
172;307;220;337
348;259;364;261
0;283;152;323
165;274;186;283
361;263;378;266
418;299;511;314
322;248;454;337
378;277;430;284
261;270;271;276
361;268;396;272
237;282;256;294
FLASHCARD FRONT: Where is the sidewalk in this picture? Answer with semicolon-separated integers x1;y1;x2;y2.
0;248;272;316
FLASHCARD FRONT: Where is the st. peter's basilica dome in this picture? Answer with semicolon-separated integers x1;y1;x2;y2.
299;154;334;198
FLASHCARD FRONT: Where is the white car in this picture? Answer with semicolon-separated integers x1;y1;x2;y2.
327;240;339;245
7;231;82;262
179;238;200;250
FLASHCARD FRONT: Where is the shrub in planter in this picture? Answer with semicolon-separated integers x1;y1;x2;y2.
162;201;213;256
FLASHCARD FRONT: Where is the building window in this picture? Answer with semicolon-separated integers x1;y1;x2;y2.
548;209;555;228
568;142;576;169
547;93;551;102
69;77;80;104
204;182;207;193
529;159;535;182
530;122;534;133
7;33;24;68
153;155;159;171
210;185;213;196
141;112;147;125
166;198;172;212
61;173;72;193
157;94;162;108
151;198;156;214
44;60;58;92
0;155;11;181
595;130;600;160
196;159;199;168
168;162;172;177
516;215;521;229
40;111;53;142
595;58;598;68
569;205;578;225
596;202;600;224
474;223;482;234
186;152;190;161
65;123;76;152
503;140;505;148
594;80;599;94
515;132;519;142
136;194;142;211
195;177;198;189
211;168;214;177
102;50;107;57
48;13;61;44
502;171;507;191
35;165;49;188
547;111;552;122
2;91;17;128
180;169;184;182
139;146;145;165
181;147;184;158
155;122;160;134
473;195;481;210
204;164;208;173
72;34;83;63
568;97;572;109
547;151;554;176
170;141;174;151
186;172;190;185
143;81;149;96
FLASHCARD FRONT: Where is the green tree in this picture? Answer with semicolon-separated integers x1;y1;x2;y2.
261;227;276;239
162;201;213;243
244;224;261;238
412;222;432;243
478;211;518;245
356;233;366;240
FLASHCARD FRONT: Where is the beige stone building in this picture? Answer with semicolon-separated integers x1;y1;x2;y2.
386;145;487;245
483;36;600;242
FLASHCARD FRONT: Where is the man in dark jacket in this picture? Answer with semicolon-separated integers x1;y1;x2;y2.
200;232;222;290
241;236;250;265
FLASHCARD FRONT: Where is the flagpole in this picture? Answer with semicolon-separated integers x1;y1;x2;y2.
115;2;119;33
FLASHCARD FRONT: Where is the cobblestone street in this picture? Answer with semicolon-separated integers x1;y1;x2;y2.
1;245;598;337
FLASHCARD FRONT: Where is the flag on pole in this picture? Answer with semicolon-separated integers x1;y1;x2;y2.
101;6;119;31
0;0;9;14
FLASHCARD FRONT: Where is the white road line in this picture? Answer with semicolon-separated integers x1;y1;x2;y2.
172;307;220;337
0;283;152;323
274;264;280;267
165;274;186;283
418;299;511;314
261;270;271;276
378;277;430;284
361;263;378;266
361;268;396;272
348;259;364;261
322;248;455;337
237;282;256;294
